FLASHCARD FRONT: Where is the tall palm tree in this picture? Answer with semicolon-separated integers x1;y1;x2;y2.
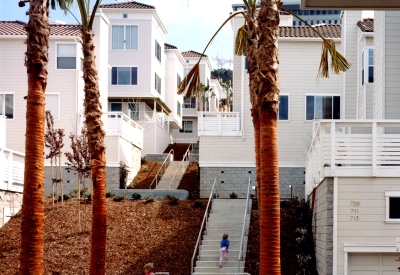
51;0;107;273
18;0;50;273
178;1;350;274
220;80;233;111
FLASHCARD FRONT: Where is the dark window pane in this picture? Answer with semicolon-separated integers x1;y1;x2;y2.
112;67;118;85
306;96;314;120
279;96;288;120
131;67;137;85
333;96;340;119
118;67;130;85
310;10;315;15
389;197;400;219
57;57;76;69
5;94;13;119
369;67;374;83
322;96;332;119
111;103;122;111
245;57;248;70
322;10;326;14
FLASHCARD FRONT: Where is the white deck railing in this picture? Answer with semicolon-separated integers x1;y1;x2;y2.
306;120;400;196
0;116;5;148
103;112;144;149
0;148;25;193
198;111;242;136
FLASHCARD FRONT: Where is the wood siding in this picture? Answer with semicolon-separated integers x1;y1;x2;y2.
374;11;384;119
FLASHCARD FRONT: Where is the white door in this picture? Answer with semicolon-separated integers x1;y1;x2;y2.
348;253;400;275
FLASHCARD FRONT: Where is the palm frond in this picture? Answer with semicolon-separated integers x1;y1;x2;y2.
177;63;200;97
235;25;248;56
88;0;102;30
281;7;351;78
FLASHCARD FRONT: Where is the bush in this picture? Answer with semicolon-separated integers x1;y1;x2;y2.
141;156;147;164
165;194;179;205
106;191;116;198
143;194;156;203
230;192;238;199
85;193;92;201
194;199;204;208
113;193;125;202
131;192;141;200
58;194;71;201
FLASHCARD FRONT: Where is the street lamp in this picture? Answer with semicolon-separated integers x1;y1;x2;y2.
289;185;292;199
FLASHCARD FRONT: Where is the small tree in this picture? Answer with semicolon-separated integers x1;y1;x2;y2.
220;80;233;111
65;127;91;232
199;83;215;111
44;111;65;206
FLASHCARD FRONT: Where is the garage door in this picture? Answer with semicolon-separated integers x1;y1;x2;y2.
349;253;400;275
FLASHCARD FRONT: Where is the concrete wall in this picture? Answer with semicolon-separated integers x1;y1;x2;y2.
311;177;333;275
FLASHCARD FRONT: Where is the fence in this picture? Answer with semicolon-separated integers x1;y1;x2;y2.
198;112;242;136
0;148;24;193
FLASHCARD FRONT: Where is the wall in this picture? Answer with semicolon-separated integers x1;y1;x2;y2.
373;11;384;119
311;177;333;275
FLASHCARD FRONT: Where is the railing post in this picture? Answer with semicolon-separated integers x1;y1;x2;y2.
7;151;13;191
218;113;221;135
330;122;336;176
372;122;377;176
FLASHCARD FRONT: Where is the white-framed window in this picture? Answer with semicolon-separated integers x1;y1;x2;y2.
306;95;340;120
155;73;161;94
180;120;193;133
279;94;289;121
45;93;60;120
362;48;374;85
56;43;76;69
155;40;161;62
111;67;138;85
112;25;138;50
109;102;122;118
385;191;400;223
128;102;139;120
0;92;14;119
177;101;181;116
183;97;196;108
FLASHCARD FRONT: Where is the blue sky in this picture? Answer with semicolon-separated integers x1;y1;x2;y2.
0;0;250;70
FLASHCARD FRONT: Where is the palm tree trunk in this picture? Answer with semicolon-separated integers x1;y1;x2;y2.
251;109;261;209
80;29;107;275
19;1;49;274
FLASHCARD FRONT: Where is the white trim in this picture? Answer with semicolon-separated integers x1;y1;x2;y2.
278;93;290;121
304;94;341;121
362;46;374;85
333;176;338;275
55;42;78;70
110;24;139;51
342;13;346;119
384;191;400;223
343;243;397;253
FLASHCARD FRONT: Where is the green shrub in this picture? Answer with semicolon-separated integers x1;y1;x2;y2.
85;193;92;201
106;191;116;198
58;194;71;201
230;192;238;199
143;194;156;203
194;199;204;208
165;194;179;205
141;156;147;164
131;192;141;200
113;193;125;202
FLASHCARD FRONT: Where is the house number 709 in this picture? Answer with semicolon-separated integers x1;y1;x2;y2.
350;201;360;206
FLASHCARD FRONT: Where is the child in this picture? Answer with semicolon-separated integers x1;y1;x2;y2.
144;262;155;275
219;233;230;268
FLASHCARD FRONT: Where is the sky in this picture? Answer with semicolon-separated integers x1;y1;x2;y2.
0;0;257;70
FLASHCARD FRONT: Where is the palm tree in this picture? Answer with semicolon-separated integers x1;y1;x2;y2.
18;0;50;273
220;80;233;111
51;0;107;273
199;83;215;111
178;1;350;274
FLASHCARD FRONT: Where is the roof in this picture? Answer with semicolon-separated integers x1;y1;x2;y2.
164;43;177;50
181;50;207;58
357;18;374;32
279;24;341;38
0;21;80;36
99;1;155;9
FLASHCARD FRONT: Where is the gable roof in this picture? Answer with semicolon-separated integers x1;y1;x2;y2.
99;1;155;9
0;21;80;36
357;18;374;32
181;50;207;58
279;24;341;38
164;43;177;50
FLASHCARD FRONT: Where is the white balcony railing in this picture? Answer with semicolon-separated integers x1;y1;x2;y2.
0;148;25;193
130;111;169;132
306;120;400;196
198;112;242;136
103;112;144;149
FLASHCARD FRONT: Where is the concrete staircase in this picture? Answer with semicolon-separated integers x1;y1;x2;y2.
156;161;189;189
193;199;251;275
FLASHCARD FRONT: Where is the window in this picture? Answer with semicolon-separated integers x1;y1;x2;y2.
310;20;314;25
177;74;181;87
279;95;289;121
322;10;327;15
123;14;127;18
111;67;138;85
328;10;333;14
245;57;248;70
155;73;161;94
310;10;315;15
0;93;14;119
385;191;400;222
183;97;196;108
362;48;374;84
180;120;193;133
316;10;321;15
112;25;138;50
45;93;60;120
57;44;76;69
155;40;161;62
293;21;296;26
306;95;340;120
184;67;190;77
334;20;338;24
177;101;181;116
128;102;139;120
299;21;302;26
110;102;122;112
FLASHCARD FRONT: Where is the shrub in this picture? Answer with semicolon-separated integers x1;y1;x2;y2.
113;193;125;202
230;192;238;199
143;194;156;203
85;193;92;201
165;194;179;205
58;194;71;201
141;156;147;164
194;199;204;208
106;191;116;198
131;192;141;200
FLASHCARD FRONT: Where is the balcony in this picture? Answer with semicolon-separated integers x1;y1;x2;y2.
306;120;400;195
198;112;242;136
0;148;24;193
103;112;144;149
129;111;170;133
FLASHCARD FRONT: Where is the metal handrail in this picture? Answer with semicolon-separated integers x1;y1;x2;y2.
191;177;218;275
238;178;251;272
149;149;174;189
168;135;197;189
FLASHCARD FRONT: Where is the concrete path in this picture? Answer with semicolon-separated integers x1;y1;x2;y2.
156;161;189;189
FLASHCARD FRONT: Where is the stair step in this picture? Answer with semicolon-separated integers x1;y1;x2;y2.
194;266;245;273
195;261;244;267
